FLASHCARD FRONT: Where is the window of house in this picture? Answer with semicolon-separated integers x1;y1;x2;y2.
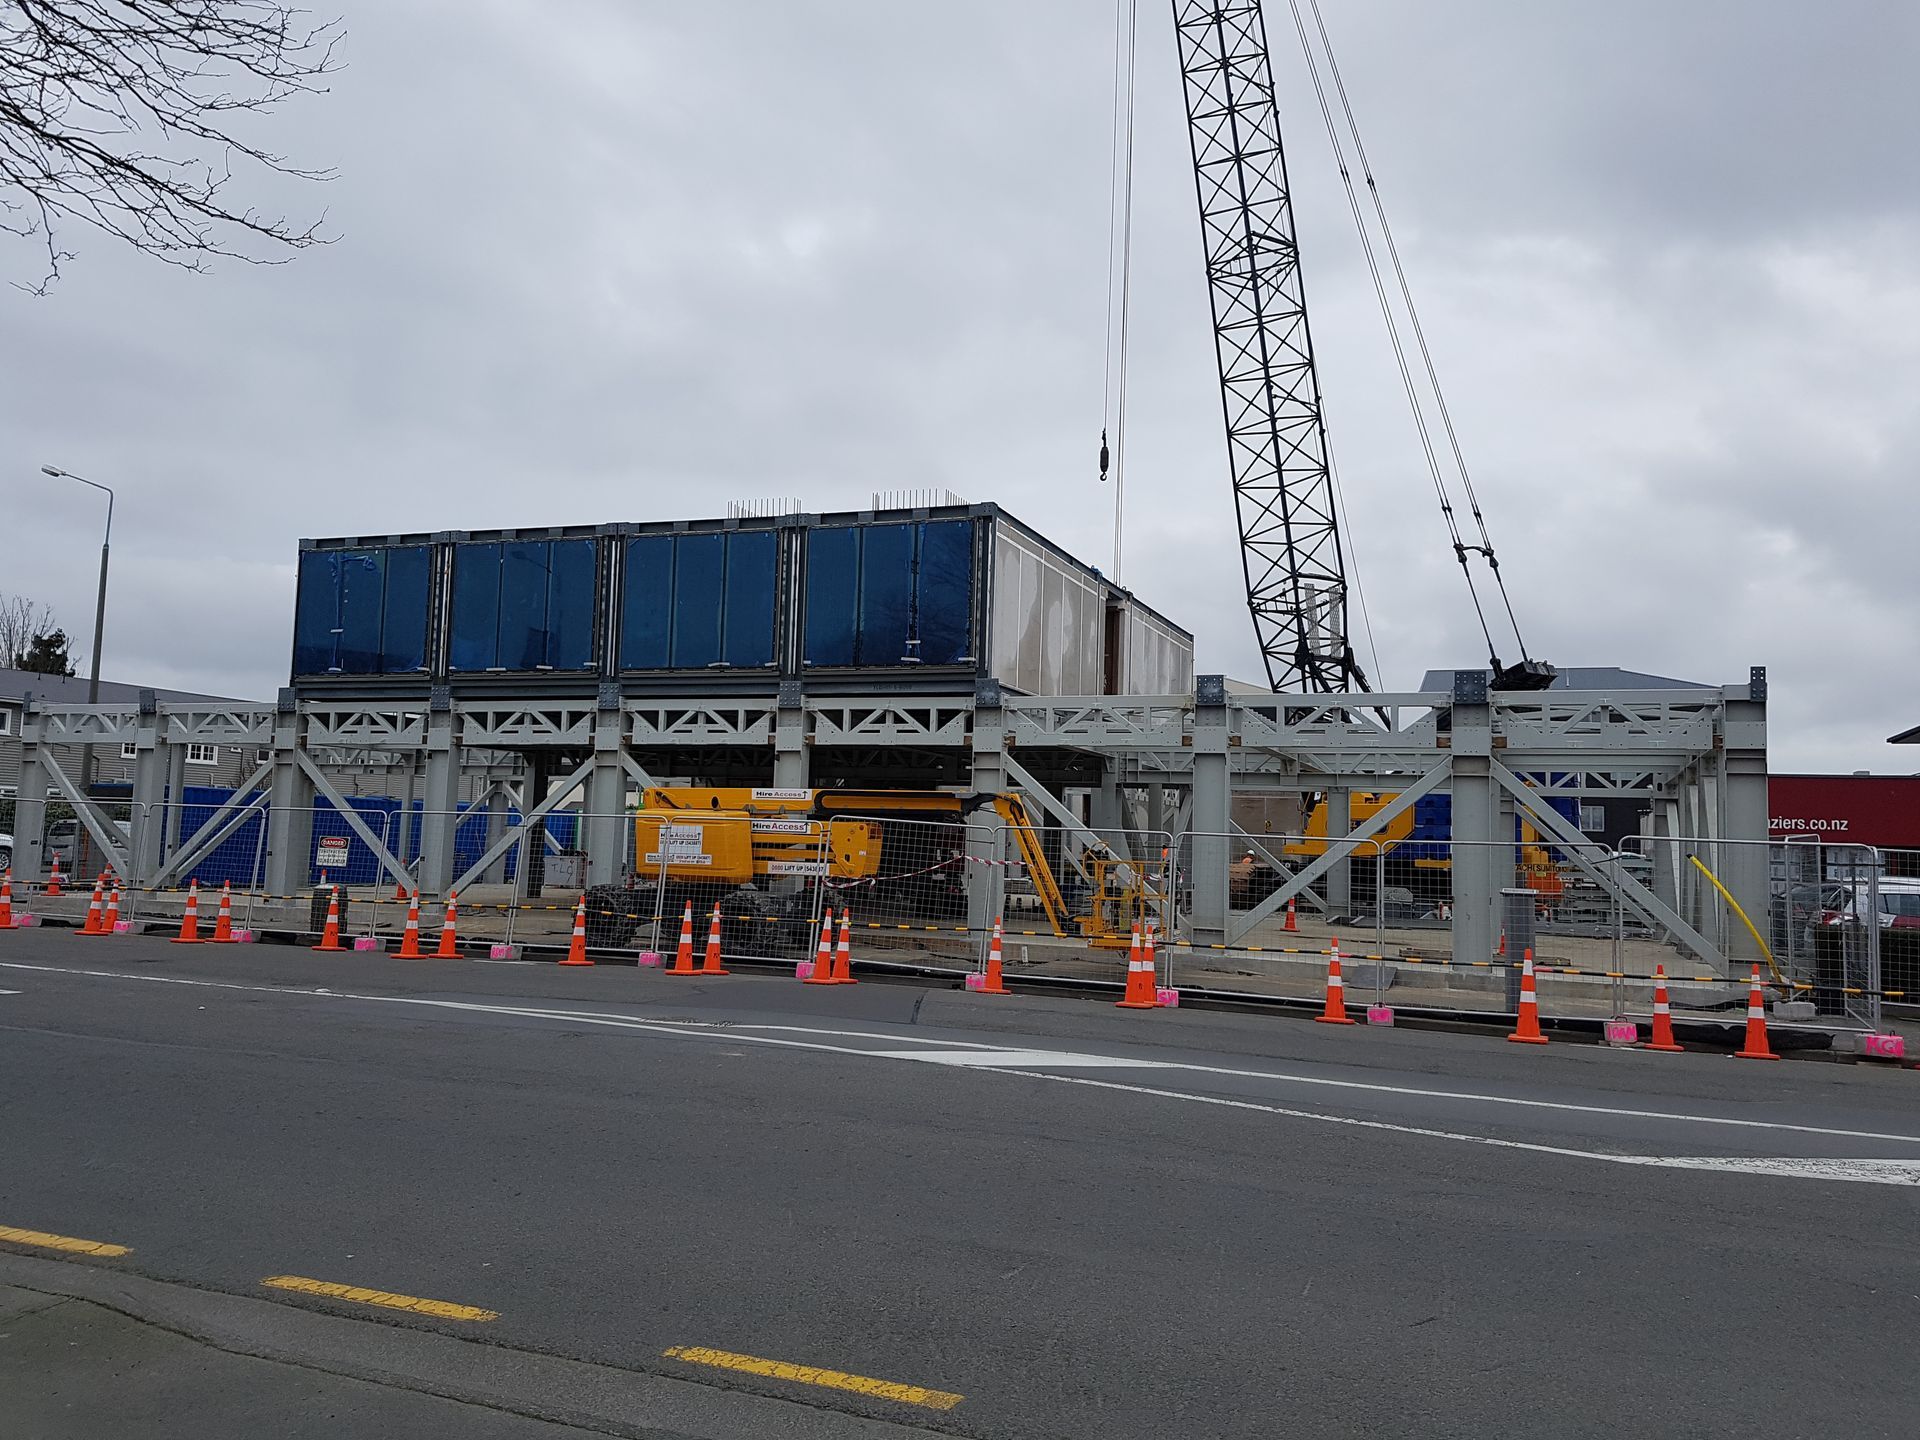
186;743;219;765
121;741;138;760
0;707;12;736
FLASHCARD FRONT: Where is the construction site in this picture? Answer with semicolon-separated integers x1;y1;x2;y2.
0;4;1898;1057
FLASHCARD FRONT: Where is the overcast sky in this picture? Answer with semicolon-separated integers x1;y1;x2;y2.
4;1;1916;773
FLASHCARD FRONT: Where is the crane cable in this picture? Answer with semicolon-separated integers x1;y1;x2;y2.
1280;0;1522;673
1099;0;1140;582
1303;0;1535;666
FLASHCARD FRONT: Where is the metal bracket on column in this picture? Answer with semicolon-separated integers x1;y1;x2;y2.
1491;760;1724;967
450;755;595;894
295;751;412;890
1226;762;1450;943
35;749;129;877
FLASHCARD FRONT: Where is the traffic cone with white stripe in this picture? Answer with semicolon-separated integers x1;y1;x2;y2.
830;908;855;984
1116;924;1156;1009
207;881;237;943
1508;948;1547;1044
396;890;424;958
1646;965;1684;1053
700;902;729;975
0;870;14;929
45;855;62;898
1316;936;1356;1024
1283;896;1298;933
312;885;344;951
435;891;460;957
173;879;205;945
668;901;698;976
79;874;106;935
1734;964;1777;1060
979;917;1011;995
101;882;121;935
559;894;593;965
804;912;837;984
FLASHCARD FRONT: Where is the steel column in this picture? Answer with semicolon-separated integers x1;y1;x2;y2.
416;702;459;897
1189;676;1232;946
1448;673;1497;970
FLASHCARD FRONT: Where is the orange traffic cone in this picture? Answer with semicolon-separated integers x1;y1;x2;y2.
173;878;205;944
45;855;62;898
559;894;593;965
1508;948;1547;1044
1496;929;1506;958
1315;937;1356;1024
396;891;424;958
979;917;1011;995
1734;964;1777;1061
1646;965;1684;1053
393;875;410;902
1116;924;1156;1009
79;874;106;935
700;902;730;975
830;908;855;984
0;870;14;929
804;912;837;984
1283;896;1298;933
668;902;698;976
207;881;237;943
312;886;344;951
435;891;460;957
101;882;122;935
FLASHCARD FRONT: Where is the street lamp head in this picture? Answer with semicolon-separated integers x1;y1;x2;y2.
40;465;63;478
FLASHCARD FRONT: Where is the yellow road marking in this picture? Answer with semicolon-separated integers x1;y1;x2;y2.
0;1224;130;1257
662;1344;963;1412
262;1274;497;1322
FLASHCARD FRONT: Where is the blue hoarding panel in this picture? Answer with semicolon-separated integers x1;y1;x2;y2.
548;539;597;670
620;535;672;668
721;529;776;667
917;520;973;664
671;532;724;669
803;520;976;669
292;546;434;676
449;542;501;671
804;528;859;667
451;539;598;672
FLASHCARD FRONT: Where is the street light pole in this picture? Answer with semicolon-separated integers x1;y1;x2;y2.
40;465;114;791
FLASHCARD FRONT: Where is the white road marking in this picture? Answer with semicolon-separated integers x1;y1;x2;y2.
868;1048;1175;1068
0;989;20;995
7;960;1920;1183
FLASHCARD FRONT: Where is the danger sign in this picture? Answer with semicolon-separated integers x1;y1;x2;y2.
315;836;350;869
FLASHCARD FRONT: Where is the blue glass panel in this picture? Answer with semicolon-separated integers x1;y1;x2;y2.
804;528;858;666
498;541;550;670
380;545;431;673
546;538;596;670
292;552;338;674
620;535;673;669
336;549;386;675
721;530;777;667
449;543;501;672
857;523;913;666
672;532;724;668
916;521;974;665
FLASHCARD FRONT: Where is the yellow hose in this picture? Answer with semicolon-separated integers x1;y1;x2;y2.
1687;854;1781;982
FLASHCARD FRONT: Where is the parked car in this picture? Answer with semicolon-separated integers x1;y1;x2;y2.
45;818;133;872
0;831;11;872
1812;877;1920;932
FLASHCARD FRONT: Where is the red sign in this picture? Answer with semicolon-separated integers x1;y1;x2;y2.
1768;775;1920;850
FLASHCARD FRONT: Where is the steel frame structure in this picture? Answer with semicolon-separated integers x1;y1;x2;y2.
10;669;1766;972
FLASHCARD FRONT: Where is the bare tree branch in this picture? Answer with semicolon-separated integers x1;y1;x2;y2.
0;593;62;666
0;1;341;292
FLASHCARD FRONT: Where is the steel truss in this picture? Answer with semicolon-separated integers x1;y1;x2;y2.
9;669;1765;972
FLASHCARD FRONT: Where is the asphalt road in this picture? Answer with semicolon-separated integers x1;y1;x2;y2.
2;930;1917;1439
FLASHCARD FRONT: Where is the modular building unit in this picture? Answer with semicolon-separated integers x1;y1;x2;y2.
290;503;1193;700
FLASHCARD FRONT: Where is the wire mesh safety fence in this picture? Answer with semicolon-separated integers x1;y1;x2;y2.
1;795;1903;1036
